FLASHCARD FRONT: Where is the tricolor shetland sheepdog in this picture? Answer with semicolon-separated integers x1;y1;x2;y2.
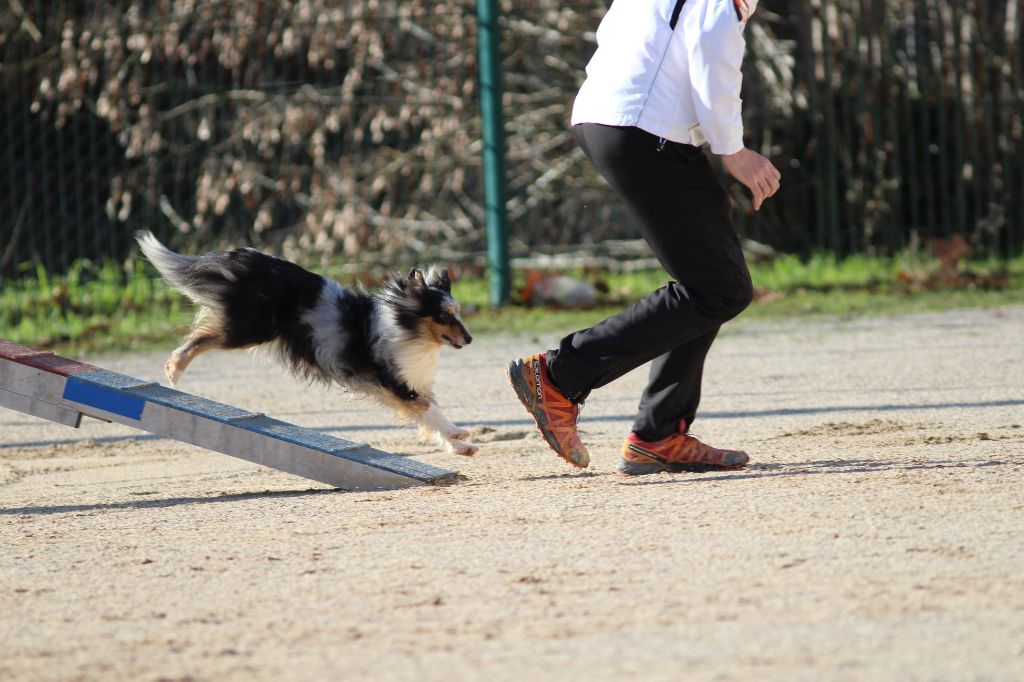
136;231;477;456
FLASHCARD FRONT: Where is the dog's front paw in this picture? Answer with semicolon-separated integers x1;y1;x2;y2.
449;427;471;441
446;439;479;457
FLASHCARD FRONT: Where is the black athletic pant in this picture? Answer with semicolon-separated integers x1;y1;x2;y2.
546;124;753;441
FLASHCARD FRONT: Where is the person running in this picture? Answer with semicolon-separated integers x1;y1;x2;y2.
507;0;780;475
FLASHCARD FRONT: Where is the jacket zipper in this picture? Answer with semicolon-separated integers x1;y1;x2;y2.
651;0;688;151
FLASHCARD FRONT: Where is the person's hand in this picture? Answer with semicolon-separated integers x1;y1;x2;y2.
720;148;781;211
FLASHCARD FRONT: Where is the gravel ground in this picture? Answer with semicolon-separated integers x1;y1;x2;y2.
2;306;1023;681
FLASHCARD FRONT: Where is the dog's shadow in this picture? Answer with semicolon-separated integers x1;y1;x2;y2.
464;425;536;443
520;470;606;482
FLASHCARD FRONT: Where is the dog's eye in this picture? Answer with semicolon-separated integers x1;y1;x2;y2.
438;313;453;323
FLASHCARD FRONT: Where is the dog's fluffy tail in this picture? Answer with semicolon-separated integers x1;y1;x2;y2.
136;230;225;309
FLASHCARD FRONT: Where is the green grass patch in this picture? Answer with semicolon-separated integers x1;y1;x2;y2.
0;259;193;355
1;253;1021;356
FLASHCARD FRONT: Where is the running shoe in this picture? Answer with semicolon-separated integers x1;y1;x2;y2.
618;422;748;475
506;353;590;468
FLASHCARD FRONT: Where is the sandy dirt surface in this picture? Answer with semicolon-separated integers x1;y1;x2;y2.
2;306;1023;681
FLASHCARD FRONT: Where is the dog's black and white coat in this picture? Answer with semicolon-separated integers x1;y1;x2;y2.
136;231;477;456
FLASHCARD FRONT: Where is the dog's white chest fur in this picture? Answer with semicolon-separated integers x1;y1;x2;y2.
392;339;440;393
371;306;441;394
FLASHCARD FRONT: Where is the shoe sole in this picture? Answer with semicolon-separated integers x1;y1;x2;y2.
617;445;749;476
506;359;589;469
616;460;749;476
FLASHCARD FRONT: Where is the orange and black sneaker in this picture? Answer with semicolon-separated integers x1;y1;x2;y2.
618;421;749;476
506;353;590;468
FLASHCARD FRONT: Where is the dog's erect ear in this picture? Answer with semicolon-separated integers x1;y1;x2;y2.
407;268;426;293
425;267;451;293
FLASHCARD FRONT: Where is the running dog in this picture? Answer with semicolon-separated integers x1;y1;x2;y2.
136;231;477;456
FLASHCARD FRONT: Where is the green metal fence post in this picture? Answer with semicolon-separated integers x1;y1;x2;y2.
476;0;511;306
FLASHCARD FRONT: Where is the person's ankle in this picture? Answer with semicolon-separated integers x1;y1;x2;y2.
544;353;583;405
630;419;686;444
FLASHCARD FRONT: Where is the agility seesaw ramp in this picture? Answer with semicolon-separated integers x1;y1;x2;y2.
0;340;458;491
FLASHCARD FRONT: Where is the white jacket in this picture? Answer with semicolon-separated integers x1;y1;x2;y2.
571;0;757;155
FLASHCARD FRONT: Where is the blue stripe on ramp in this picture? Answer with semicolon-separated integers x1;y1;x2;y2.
62;377;146;420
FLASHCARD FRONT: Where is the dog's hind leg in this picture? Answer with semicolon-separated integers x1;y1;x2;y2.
165;313;227;386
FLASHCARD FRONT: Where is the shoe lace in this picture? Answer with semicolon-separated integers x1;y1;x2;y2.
677;432;731;463
545;395;584;443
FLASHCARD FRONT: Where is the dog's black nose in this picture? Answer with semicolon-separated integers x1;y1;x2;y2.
464;334;473;345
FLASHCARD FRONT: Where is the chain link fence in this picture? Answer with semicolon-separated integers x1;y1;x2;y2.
1;0;1022;284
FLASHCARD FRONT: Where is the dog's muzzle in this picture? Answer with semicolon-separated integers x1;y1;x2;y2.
442;329;472;349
